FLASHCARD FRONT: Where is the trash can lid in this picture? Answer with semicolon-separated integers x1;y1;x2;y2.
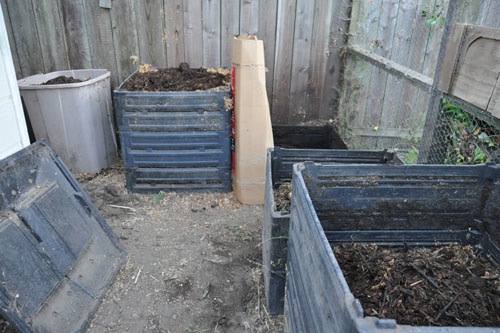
0;140;125;332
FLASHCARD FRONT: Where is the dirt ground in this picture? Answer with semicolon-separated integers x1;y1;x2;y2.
73;164;283;333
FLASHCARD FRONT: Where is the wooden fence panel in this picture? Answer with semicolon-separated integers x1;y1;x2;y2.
288;0;315;124
272;0;297;124
182;0;203;68
339;0;448;150
61;0;93;69
32;1;69;73
258;0;278;103
135;0;167;68
2;0;344;125
165;0;185;68
83;2;119;86
3;0;44;78
110;0;139;81
7;0;499;132
202;0;221;67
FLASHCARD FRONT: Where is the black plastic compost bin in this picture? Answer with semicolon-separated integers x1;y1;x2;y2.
0;141;126;333
263;147;401;315
114;70;231;193
285;162;500;332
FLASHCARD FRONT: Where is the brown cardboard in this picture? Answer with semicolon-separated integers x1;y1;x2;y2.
231;36;274;204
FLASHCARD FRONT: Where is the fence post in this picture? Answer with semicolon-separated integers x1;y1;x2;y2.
417;0;461;163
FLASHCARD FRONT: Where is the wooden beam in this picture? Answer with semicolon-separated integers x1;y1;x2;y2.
347;45;433;91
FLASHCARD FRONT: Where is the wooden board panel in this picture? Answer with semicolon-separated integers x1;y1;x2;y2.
258;0;278;107
240;0;259;35
60;0;92;69
440;24;500;115
82;2;118;87
288;0;315;124
202;0;221;67
31;1;69;72
271;0;297;124
182;0;203;67
220;0;239;68
0;1;22;78
110;0;139;81
307;0;333;120
135;0;167;67
339;0;371;135
2;0;44;77
373;0;400;138
165;0;185;67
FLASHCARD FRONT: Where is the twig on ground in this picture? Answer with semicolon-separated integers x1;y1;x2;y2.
435;294;459;321
410;263;439;288
108;204;136;212
134;266;143;284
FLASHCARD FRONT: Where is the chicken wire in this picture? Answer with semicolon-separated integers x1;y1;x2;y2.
418;99;500;165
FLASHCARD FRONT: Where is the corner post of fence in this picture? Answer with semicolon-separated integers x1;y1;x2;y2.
417;0;462;164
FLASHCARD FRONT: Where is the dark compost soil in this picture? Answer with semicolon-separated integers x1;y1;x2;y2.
121;63;230;92
333;243;500;327
42;75;85;84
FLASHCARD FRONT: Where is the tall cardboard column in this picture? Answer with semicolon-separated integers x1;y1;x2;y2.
232;36;274;204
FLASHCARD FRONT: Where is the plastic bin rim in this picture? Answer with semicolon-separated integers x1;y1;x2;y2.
17;69;110;90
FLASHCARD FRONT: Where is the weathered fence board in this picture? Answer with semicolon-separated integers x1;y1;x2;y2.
182;0;203;68
165;0;185;68
4;0;500;132
272;0;297;124
3;0;44;76
288;0;315;124
136;0;167;68
110;0;139;81
2;0;345;125
83;1;119;86
258;0;278;104
32;1;68;73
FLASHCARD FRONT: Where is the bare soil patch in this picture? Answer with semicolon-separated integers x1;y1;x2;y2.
120;64;230;92
80;165;283;332
333;243;500;327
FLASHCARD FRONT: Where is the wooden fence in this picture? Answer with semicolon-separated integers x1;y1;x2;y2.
1;0;350;125
338;0;500;151
3;0;499;148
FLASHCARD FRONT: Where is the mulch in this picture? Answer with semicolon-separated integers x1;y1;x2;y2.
333;243;500;327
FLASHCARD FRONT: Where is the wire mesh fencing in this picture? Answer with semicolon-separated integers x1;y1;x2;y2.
407;99;500;165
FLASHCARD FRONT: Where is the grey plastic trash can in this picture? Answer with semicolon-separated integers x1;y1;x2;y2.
18;69;118;173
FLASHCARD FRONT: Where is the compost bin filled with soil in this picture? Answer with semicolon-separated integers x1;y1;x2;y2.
333;243;500;327
119;63;230;92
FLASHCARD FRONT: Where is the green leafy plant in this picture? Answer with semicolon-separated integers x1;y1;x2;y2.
421;2;446;33
153;191;165;204
442;99;497;165
404;146;419;164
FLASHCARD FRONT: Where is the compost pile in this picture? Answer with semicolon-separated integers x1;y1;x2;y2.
42;75;85;84
333;243;500;327
273;182;292;212
121;63;230;92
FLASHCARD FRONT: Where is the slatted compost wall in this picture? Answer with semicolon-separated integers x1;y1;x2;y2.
1;0;351;126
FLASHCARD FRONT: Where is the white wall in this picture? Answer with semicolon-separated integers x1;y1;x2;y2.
0;5;29;160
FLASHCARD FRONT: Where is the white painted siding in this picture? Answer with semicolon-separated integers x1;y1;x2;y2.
0;5;29;160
